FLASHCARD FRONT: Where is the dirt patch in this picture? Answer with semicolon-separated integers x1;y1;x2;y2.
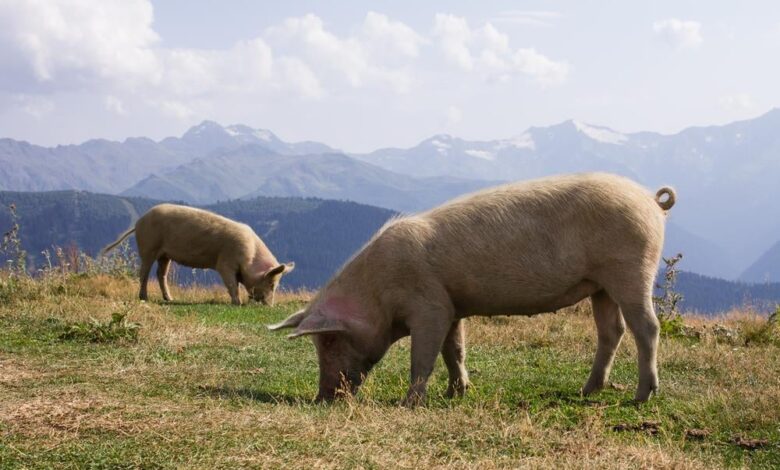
0;358;40;385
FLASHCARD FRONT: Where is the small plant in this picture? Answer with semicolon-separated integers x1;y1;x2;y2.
654;253;686;337
59;310;141;343
96;239;139;278
1;203;28;276
741;306;780;346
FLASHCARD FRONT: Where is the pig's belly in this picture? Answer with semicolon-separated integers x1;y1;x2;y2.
455;279;601;317
160;245;219;270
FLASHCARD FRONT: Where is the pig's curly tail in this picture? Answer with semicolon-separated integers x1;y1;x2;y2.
655;187;676;211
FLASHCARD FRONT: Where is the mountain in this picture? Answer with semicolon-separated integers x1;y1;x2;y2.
0;190;393;288
740;240;780;283
0;121;338;195
355;109;780;279
355;122;637;182
4;111;780;279
0;137;186;194
122;145;497;212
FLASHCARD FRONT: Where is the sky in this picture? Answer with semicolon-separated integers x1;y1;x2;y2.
1;0;779;152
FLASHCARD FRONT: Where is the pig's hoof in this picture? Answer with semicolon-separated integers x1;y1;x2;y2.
580;379;605;396
446;379;471;398
633;384;659;403
401;393;425;408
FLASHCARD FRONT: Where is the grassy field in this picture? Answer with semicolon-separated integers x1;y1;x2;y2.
1;274;779;469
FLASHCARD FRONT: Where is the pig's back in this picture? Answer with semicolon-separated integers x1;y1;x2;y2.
406;173;666;314
135;204;255;268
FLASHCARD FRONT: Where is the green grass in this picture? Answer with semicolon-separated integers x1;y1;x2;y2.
1;276;779;468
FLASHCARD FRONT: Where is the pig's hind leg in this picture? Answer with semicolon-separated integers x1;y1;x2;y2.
138;258;153;301
442;319;471;398
581;290;625;396
156;256;173;302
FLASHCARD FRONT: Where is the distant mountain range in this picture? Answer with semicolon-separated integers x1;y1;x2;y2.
1;190;778;314
121;146;496;213
353;110;780;280
2;110;780;280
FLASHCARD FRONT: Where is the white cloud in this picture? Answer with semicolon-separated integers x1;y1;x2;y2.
718;93;753;111
0;0;160;89
156;100;195;120
653;18;703;49
513;48;569;85
267;13;418;94
159;38;274;96
0;4;570;145
446;105;463;126
277;57;323;99
361;11;426;58
491;10;560;27
17;95;55;118
433;14;568;85
433;14;474;70
104;95;126;115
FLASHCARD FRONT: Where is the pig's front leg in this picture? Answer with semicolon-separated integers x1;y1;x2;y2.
442;319;471;398
217;266;242;305
403;312;453;407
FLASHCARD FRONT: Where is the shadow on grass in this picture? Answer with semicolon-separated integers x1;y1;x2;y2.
159;300;234;306
197;385;307;405
534;389;638;409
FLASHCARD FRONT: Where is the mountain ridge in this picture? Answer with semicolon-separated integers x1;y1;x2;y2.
2;110;780;280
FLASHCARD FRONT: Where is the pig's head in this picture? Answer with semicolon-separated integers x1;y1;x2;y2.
248;262;295;306
267;295;389;401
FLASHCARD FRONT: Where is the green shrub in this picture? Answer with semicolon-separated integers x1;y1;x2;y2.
741;307;780;347
59;311;141;343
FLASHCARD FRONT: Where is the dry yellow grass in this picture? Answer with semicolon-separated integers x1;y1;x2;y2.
1;275;778;468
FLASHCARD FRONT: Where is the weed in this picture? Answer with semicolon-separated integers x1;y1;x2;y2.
1;202;28;275
59;310;141;343
741;306;780;346
654;253;687;337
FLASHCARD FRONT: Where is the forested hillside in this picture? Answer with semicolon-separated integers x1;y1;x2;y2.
0;191;394;288
672;271;780;314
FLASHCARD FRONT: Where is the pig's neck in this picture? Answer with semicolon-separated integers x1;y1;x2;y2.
244;241;277;284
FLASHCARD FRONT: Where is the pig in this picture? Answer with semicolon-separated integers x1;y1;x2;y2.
268;172;676;405
102;203;294;305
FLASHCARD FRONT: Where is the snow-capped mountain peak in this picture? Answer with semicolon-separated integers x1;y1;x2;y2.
496;132;535;151
571;120;628;145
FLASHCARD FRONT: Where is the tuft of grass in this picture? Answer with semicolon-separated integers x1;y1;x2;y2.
740;307;780;347
58;310;141;343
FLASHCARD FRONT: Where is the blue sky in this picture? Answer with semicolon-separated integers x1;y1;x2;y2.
1;1;779;151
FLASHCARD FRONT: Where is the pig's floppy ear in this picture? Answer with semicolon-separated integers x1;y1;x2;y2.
287;311;347;339
265;262;295;279
267;309;308;331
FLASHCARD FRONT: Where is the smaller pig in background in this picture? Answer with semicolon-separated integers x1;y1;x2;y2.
103;203;294;305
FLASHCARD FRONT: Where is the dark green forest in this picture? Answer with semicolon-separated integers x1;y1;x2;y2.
674;271;780;314
1;190;779;314
0;191;394;288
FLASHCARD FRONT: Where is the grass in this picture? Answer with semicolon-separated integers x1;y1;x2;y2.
1;275;779;469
